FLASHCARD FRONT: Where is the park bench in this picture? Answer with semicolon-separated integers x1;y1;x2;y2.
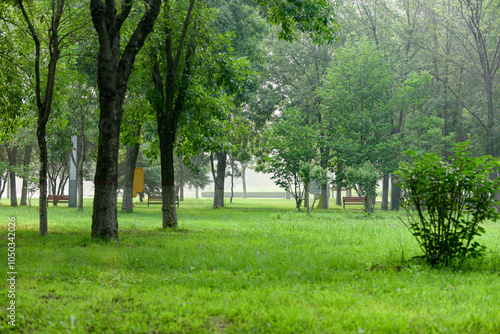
343;196;366;209
147;195;179;208
47;195;69;206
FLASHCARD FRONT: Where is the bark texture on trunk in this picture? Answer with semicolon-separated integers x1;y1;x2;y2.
336;187;342;206
121;123;141;212
321;182;329;209
160;138;177;228
213;151;227;208
304;182;309;209
38;127;49;236
381;172;389;211
391;174;400;211
20;143;33;206
241;163;247;198
90;0;161;240
179;156;184;202
230;163;234;204
77;124;84;211
6;145;18;207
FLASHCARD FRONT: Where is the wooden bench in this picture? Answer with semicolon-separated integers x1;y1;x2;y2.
343;196;366;209
47;195;69;206
148;195;179;208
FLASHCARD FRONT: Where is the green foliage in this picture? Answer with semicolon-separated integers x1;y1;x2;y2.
262;0;340;44
345;161;380;214
319;40;394;179
396;141;500;265
260;108;318;211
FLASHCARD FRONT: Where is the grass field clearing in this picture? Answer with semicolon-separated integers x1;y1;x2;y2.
1;198;500;333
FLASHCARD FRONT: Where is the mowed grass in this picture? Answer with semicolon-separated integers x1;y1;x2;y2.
1;198;500;333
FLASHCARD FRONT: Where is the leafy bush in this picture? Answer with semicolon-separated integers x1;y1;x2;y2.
345;161;380;214
396;142;500;265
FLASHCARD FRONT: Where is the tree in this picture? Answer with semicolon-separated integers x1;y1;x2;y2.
319;40;394;207
90;0;162;240
16;0;88;236
261;108;318;212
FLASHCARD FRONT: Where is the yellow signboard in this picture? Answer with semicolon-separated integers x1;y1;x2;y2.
133;167;144;198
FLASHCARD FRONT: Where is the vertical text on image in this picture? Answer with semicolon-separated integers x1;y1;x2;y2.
7;216;17;327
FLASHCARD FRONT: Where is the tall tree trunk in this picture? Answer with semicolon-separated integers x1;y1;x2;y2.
38;126;49;235
230;162;234;203
391;174;400;211
241;163;247;198
20;142;33;206
381;172;389;211
336;187;341;206
304;182;309;209
77;120;85;211
195;186;199;199
321;182;329;209
92;118;121;240
121;123;141;212
213;151;226;208
179;155;184;202
0;172;7;200
6;144;18;207
159;134;178;228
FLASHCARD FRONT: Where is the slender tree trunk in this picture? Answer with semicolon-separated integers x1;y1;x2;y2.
321;182;329;209
336;187;341;206
38;126;49;236
381;172;389;211
213;151;226;208
230;162;234;204
0;172;7;200
20;142;33;206
179;155;184;202
6;145;18;207
296;198;301;212
241;163;247;198
121;144;141;212
77;120;85;211
391;174;400;211
304;182;309;209
121;123;141;212
195;186;199;199
159;133;178;228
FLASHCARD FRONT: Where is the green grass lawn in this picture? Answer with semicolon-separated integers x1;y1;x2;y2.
1;198;500;333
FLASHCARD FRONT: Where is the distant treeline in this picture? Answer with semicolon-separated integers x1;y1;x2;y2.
201;192;286;199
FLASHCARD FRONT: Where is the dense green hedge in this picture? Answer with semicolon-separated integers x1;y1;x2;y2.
201;192;286;198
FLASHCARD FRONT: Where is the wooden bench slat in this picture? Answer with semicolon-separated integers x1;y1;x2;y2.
343;196;366;209
148;195;179;208
47;195;69;206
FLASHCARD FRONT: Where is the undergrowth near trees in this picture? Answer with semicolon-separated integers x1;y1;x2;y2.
397;142;500;266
